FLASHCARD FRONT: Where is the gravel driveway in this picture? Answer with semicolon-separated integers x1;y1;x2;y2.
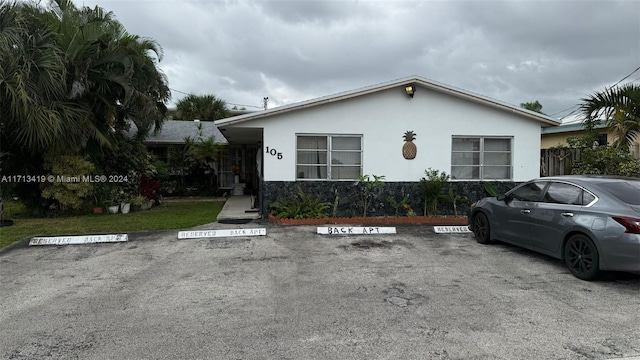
1;222;639;359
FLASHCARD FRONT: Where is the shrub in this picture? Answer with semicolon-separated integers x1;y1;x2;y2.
357;174;385;217
572;145;640;177
444;187;467;217
270;186;330;219
140;174;161;200
419;168;450;216
386;194;410;217
41;156;95;211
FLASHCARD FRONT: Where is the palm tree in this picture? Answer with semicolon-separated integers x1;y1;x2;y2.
176;94;228;121
1;0;171;213
580;84;640;149
0;2;87;154
1;0;170;153
0;2;82;218
49;0;170;144
520;100;545;114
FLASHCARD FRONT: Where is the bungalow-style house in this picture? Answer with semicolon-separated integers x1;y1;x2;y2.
142;119;228;149
215;75;561;216
541;121;640;159
134;119;261;191
132;120;238;188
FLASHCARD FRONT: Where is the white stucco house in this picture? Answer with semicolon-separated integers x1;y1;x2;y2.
215;75;560;216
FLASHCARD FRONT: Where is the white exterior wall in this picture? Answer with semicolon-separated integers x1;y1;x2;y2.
233;86;542;182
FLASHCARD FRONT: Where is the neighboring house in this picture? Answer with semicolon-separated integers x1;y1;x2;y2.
129;120;240;188
541;121;640;159
541;121;608;149
141;119;228;147
215;75;561;216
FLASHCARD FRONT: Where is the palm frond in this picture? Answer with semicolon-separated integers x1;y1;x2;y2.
580;84;640;148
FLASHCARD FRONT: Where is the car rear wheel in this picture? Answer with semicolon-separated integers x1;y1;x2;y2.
564;234;600;281
472;212;491;244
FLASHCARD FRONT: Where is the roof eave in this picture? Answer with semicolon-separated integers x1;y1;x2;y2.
216;76;560;127
417;80;560;126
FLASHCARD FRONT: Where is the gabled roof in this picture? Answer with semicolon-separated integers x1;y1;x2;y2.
131;120;228;145
542;120;607;134
215;75;561;127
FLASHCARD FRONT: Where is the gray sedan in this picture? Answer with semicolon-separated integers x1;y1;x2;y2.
469;175;640;280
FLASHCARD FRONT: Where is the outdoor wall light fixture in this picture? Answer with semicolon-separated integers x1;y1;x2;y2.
405;84;415;98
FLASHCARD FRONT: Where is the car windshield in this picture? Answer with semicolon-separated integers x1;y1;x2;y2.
597;181;640;205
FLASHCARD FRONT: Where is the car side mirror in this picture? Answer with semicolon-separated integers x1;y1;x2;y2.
497;194;509;202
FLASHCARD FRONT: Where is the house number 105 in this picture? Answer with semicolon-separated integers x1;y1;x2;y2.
265;146;283;160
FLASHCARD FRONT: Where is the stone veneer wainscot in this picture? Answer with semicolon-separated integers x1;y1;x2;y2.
262;181;520;218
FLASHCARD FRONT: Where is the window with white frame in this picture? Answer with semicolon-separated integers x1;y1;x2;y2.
296;135;362;180
451;137;512;180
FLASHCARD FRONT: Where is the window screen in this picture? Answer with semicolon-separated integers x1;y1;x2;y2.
297;135;362;180
451;137;512;180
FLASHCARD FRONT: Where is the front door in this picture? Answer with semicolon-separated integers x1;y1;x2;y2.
218;145;259;195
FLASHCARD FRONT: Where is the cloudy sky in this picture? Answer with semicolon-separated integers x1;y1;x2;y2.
77;0;639;122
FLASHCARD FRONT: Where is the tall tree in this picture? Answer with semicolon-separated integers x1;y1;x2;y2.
0;0;171;213
520;100;544;114
580;84;640;149
0;1;87;154
176;94;228;121
50;0;170;143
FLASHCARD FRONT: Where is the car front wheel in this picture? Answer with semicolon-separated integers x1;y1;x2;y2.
472;212;491;244
564;234;600;281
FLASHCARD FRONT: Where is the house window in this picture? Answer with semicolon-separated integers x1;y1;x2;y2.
296;135;362;180
451;137;512;180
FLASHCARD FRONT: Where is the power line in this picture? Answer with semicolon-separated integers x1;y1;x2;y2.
611;65;640;87
550;66;640;120
169;87;190;95
559;108;582;123
549;104;580;117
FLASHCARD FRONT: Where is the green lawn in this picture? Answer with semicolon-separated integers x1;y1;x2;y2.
0;200;224;249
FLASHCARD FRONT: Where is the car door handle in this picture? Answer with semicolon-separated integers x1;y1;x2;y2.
561;212;574;217
520;210;530;214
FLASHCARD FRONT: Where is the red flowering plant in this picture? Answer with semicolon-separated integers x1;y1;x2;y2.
140;174;161;200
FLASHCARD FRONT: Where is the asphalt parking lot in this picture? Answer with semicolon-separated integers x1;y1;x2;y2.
1;222;639;360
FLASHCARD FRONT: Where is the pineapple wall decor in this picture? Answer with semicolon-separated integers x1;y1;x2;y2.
402;131;417;160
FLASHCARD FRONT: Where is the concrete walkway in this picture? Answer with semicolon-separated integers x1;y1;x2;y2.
216;195;260;223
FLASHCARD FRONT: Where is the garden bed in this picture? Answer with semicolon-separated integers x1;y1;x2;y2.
267;214;468;226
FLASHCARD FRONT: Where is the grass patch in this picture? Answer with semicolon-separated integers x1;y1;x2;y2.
0;201;224;249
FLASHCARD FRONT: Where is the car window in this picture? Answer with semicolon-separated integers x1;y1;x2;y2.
598;181;640;205
543;182;583;205
582;191;596;205
510;181;546;201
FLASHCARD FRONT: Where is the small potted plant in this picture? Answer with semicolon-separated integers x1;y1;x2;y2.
120;199;131;214
108;187;125;214
105;200;119;214
140;174;160;208
92;203;104;214
131;194;147;211
92;182;110;214
231;165;241;183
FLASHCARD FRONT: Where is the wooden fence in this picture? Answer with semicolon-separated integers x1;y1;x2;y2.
540;148;583;177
